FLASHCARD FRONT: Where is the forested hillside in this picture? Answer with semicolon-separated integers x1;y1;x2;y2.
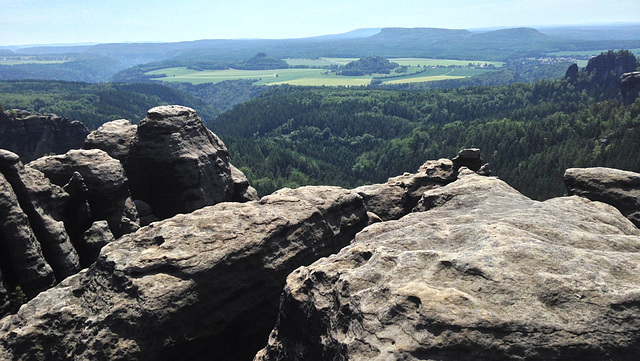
0;54;126;83
212;50;640;198
0;81;219;129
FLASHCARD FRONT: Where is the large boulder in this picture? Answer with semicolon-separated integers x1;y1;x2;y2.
0;186;369;361
83;119;137;163
0;110;89;162
564;167;640;228
256;169;640;361
28;149;139;238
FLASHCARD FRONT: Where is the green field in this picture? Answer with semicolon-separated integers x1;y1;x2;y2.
148;57;502;86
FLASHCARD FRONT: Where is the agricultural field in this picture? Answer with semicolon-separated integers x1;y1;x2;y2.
147;57;503;87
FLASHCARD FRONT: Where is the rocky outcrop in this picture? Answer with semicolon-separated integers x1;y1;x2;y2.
256;169;640;361
585;50;639;82
564;167;640;228
621;71;640;105
83;118;137;163
451;147;483;172
83;106;258;220
354;158;457;221
0;186;369;361
230;164;259;202
126;105;234;219
0;151;57;299
28;149;139;239
0;110;89;162
0;151;80;283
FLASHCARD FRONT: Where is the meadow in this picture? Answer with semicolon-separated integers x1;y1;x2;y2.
147;58;502;86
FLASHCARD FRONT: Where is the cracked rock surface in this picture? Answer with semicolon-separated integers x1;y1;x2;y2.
256;169;640;361
0;186;368;361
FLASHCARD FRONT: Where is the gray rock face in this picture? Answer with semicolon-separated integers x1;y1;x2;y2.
0;154;55;298
83;119;138;163
452;148;483;172
565;167;640;228
230;164;259;202
0;110;89;162
354;158;457;221
126;105;234;219
0;186;369;361
256;170;640;361
82;106;258;219
621;71;640;105
28;149;139;238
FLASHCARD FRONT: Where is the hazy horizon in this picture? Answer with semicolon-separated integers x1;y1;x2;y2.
2;0;640;47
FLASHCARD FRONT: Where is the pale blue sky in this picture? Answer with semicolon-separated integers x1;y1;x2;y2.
2;0;639;45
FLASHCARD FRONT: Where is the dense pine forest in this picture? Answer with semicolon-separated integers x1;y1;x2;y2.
212;50;640;198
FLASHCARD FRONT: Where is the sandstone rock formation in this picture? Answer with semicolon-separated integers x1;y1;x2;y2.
0;167;55;299
83;106;258;220
28;149;139;239
451;147;483;172
354;158;457;221
0;186;369;361
620;71;640;105
565;167;640;228
256;169;640;361
83;118;137;163
0;110;89;162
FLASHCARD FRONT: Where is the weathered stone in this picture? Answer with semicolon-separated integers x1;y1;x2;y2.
0;150;80;283
0;171;55;298
565;167;640;228
28;149;138;238
125;105;234;219
62;172;93;263
620;71;640;105
0;272;10;316
257;170;640;361
80;221;115;265
230;164;259;202
83;119;138;163
451;147;483;172
0;186;369;361
0;110;89;162
354;158;456;221
133;200;158;227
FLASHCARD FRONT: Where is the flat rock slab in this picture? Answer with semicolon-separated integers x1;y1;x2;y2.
0;186;368;361
257;170;640;361
565;167;640;228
